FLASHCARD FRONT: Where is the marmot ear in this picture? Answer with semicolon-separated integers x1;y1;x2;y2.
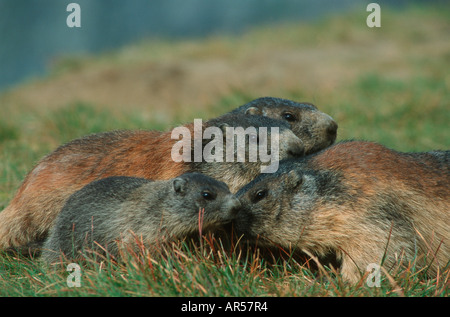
283;170;303;189
173;177;188;194
245;106;262;116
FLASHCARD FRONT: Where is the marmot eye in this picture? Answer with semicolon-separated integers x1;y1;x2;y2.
201;191;215;200
282;112;297;122
252;189;268;203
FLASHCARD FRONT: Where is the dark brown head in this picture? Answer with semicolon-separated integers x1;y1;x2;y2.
231;97;337;155
168;172;241;234
187;113;305;192
234;159;346;249
234;168;306;247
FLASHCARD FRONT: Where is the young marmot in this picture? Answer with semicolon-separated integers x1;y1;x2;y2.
235;141;449;283
42;173;241;263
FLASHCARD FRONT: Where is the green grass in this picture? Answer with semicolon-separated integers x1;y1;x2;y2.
1;235;448;297
334;73;449;151
0;5;449;296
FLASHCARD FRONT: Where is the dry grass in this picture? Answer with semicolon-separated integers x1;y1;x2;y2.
1;232;448;297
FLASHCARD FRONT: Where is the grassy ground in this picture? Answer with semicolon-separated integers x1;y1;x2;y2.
0;5;449;296
1;235;448;297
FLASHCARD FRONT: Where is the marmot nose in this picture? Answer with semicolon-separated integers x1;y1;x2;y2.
227;196;242;215
326;120;338;141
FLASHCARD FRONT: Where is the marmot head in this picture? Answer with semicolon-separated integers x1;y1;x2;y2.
234;159;343;249
232;97;338;155
174;113;307;192
205;113;305;160
234;167;307;248
166;172;241;236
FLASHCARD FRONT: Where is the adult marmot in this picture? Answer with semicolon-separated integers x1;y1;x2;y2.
0;113;303;250
235;141;449;283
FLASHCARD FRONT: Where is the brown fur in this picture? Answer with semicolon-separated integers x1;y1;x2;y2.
1;130;190;250
233;97;337;154
42;173;241;263
235;141;449;283
0;113;304;249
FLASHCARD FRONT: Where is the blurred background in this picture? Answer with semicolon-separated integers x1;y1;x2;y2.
0;0;449;204
0;0;424;91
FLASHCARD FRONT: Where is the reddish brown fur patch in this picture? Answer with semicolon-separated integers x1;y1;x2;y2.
311;141;445;195
308;141;449;280
0;127;193;248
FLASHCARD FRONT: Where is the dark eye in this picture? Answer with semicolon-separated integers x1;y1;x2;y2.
282;112;297;122
252;189;268;203
201;191;215;200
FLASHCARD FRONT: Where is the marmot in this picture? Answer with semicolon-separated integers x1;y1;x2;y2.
0;113;304;250
42;173;241;263
235;141;449;283
232;97;338;155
